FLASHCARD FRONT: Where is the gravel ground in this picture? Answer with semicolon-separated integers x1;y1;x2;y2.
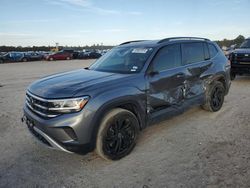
0;60;250;188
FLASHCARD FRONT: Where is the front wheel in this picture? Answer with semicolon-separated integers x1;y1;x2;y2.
202;81;225;112
96;108;139;161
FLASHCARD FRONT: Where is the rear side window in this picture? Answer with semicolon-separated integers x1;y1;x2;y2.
152;44;181;72
208;43;218;58
182;42;204;64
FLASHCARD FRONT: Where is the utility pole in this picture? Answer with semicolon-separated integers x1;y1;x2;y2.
56;42;59;52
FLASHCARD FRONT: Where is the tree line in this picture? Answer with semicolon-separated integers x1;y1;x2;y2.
0;35;247;52
215;35;246;48
0;44;114;52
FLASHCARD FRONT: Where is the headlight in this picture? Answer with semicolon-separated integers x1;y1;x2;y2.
48;96;89;113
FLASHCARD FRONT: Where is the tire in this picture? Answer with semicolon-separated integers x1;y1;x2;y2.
230;72;236;80
49;57;54;61
22;58;28;62
96;108;139;161
0;59;4;64
66;57;70;60
201;81;225;112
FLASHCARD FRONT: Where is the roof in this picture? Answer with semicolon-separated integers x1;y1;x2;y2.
119;37;211;47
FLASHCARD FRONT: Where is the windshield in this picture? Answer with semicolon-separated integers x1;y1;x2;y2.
89;47;154;74
240;39;250;48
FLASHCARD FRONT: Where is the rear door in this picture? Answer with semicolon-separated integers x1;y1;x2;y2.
147;43;186;114
181;42;212;101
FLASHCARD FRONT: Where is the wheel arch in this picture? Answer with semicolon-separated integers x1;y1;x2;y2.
90;98;146;149
205;74;228;94
215;75;226;90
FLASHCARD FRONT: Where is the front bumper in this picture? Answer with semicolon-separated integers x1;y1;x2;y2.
23;104;95;154
231;63;250;74
22;115;73;153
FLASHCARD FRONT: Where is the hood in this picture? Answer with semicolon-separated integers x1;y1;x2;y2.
233;48;250;54
28;69;128;99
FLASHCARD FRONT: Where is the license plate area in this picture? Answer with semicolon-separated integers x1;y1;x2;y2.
22;115;52;147
22;115;35;130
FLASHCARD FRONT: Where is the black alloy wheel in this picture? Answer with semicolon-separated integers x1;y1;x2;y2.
202;81;225;112
210;85;224;111
230;72;236;80
104;117;136;157
96;108;139;160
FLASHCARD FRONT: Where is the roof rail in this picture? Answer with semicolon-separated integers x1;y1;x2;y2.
158;37;210;43
119;40;148;45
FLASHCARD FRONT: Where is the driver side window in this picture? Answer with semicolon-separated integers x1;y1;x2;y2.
152;44;181;72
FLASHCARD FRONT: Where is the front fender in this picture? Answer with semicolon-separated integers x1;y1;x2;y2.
86;86;147;148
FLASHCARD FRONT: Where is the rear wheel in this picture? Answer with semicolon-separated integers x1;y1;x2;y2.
66;57;70;60
22;58;28;62
49;57;54;61
230;72;236;80
202;81;225;112
0;59;4;64
96;108;139;161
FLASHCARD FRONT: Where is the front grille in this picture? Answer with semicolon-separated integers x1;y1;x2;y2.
233;53;250;62
26;91;60;118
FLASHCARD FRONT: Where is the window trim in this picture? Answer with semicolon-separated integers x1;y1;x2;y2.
147;43;182;73
203;42;210;60
208;43;219;59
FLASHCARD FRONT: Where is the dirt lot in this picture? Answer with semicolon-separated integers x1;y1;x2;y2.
0;60;250;188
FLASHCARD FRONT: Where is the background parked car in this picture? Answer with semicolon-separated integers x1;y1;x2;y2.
62;49;80;59
0;55;4;64
78;51;102;59
230;37;250;80
23;52;44;62
46;51;72;61
41;52;51;59
0;52;25;63
0;52;7;56
222;44;237;59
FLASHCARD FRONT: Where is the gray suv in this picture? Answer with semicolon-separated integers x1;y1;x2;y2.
22;37;231;160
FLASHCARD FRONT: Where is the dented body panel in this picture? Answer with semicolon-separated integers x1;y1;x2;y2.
145;41;230;124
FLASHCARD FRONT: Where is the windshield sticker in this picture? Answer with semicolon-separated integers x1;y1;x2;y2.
132;48;149;54
130;66;138;72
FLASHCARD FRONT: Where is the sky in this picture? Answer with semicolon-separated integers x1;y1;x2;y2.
0;0;250;46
